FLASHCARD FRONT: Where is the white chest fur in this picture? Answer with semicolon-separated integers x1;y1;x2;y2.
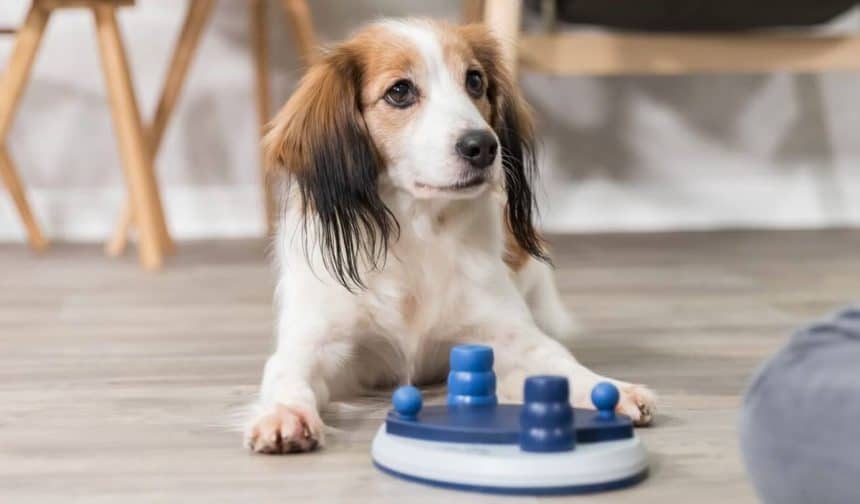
359;191;509;376
274;188;513;386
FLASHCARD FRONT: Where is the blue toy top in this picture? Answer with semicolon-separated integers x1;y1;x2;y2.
520;375;575;452
449;344;494;372
447;344;497;407
386;345;632;450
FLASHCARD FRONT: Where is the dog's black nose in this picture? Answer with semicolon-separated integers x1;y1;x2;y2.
456;129;498;169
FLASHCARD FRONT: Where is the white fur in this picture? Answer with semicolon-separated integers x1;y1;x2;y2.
245;20;655;454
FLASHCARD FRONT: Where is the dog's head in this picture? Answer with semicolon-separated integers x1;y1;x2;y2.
265;19;545;288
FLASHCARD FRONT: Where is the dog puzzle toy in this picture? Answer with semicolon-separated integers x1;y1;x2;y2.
371;344;648;495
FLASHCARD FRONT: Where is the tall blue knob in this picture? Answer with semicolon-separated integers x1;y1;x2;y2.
519;375;575;452
447;345;497;407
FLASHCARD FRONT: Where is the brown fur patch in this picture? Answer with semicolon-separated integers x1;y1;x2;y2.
503;228;551;272
503;229;531;271
357;28;424;167
457;24;542;268
437;24;493;122
401;292;418;326
262;26;422;175
262;46;372;176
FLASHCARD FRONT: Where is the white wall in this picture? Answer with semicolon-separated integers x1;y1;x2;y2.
1;0;859;242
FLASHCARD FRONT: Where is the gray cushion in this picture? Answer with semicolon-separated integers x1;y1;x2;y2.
740;307;860;504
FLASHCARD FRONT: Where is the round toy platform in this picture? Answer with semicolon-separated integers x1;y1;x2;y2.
372;425;648;495
370;345;650;495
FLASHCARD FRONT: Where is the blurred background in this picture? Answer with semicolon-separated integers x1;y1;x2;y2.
2;2;860;503
3;0;860;244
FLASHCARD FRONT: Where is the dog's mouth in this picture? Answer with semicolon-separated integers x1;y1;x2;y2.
415;175;487;193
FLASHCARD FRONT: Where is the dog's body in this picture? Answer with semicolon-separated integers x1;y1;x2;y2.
246;19;656;454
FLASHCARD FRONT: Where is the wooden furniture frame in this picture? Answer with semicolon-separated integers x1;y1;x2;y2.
0;4;50;252
482;0;860;76
0;0;168;267
105;0;319;257
0;0;317;268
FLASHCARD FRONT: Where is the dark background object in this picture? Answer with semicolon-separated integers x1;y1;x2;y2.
739;308;860;504
531;1;859;31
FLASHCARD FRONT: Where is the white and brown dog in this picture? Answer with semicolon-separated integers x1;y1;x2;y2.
246;19;656;454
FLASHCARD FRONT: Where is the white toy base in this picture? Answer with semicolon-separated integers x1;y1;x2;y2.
371;425;648;495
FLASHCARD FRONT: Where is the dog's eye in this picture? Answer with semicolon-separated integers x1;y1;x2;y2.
384;79;417;108
465;70;484;98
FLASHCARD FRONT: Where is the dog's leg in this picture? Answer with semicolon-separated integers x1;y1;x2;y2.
245;309;355;454
482;323;656;426
245;353;325;454
245;349;326;454
516;259;579;340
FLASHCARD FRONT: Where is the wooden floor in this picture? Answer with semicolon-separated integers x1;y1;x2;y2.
2;229;859;503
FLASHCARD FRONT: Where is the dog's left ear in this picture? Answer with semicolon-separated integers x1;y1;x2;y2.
459;24;548;263
262;45;397;290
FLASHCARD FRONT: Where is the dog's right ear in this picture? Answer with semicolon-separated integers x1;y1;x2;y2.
263;49;363;176
458;24;547;264
262;47;397;291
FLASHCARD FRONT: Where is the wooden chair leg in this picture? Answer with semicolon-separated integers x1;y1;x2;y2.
104;201;132;257
278;0;319;66
92;5;169;270
0;3;51;251
0;146;47;250
250;0;276;235
483;0;522;74
106;0;214;257
149;0;215;152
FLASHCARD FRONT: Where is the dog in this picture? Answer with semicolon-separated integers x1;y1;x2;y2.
245;18;656;454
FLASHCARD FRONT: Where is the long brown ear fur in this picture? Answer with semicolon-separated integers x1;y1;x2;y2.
458;24;548;264
263;47;397;290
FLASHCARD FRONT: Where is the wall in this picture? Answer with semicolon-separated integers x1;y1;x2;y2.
1;0;858;241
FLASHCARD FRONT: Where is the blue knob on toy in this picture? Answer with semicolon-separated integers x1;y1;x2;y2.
591;381;620;420
392;385;423;419
447;345;497;407
519;375;575;452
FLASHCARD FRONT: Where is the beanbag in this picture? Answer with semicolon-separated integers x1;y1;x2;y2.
740;307;860;504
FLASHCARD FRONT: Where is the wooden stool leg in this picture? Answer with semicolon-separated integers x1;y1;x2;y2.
106;0;214;257
0;4;51;251
0;146;47;250
278;0;319;66
483;0;522;74
250;0;276;235
149;0;214;152
104;201;132;256
93;5;169;270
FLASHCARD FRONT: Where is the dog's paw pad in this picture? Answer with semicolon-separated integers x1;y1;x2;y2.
245;404;324;455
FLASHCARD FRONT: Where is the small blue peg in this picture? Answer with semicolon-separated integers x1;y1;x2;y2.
591;381;620;420
392;385;423;419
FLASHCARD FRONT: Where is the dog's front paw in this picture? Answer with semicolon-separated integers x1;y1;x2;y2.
245;404;324;454
616;384;657;426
